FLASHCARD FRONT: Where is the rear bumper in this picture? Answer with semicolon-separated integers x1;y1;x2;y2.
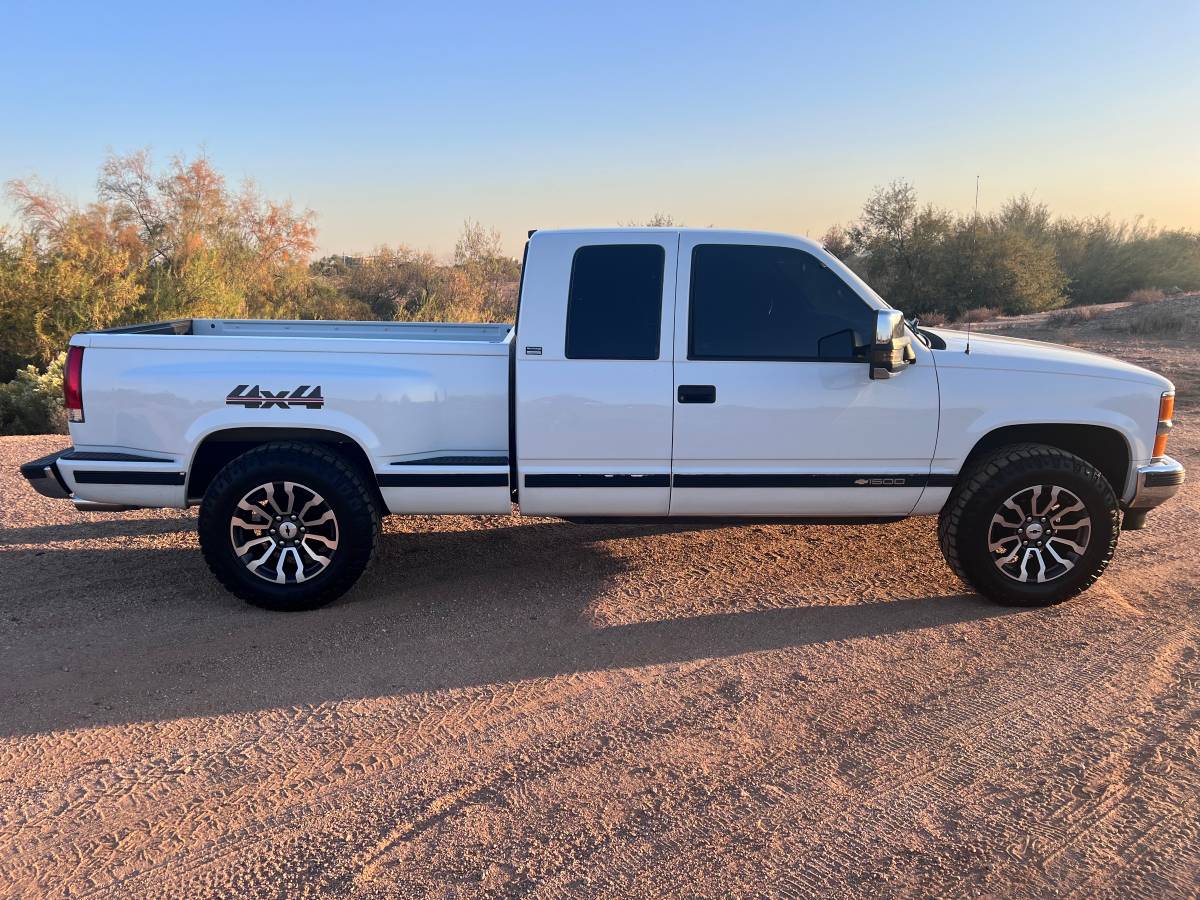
19;449;72;499
1125;455;1185;510
20;448;147;511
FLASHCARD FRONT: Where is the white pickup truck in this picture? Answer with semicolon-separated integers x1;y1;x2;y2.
21;228;1184;611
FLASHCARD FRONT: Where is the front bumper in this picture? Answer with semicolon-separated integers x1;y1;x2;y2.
19;449;71;499
1125;455;1186;510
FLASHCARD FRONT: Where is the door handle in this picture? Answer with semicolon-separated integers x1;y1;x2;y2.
678;384;716;404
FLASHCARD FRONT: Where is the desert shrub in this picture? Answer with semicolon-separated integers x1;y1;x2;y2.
917;310;947;326
1119;302;1200;338
832;185;1200;319
1126;287;1166;305
835;183;1065;318
1046;307;1101;327
955;306;1001;323
2;153;524;377
2;152;320;373
1050;219;1200;306
0;352;65;435
312;225;519;324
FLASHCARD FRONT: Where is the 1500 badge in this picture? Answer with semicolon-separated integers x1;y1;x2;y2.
226;384;324;409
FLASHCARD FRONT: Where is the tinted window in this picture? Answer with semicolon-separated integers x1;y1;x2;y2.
566;244;665;360
688;244;873;361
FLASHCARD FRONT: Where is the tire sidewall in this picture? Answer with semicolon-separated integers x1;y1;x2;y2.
955;457;1118;605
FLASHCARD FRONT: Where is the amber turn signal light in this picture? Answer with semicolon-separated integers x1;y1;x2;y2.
1153;391;1175;458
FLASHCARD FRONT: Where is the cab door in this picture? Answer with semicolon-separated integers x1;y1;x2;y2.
669;234;940;517
516;231;678;516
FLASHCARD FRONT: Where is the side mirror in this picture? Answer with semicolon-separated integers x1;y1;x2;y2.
869;309;916;380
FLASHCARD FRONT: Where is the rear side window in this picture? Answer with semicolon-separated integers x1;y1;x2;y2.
688;244;873;361
565;244;665;360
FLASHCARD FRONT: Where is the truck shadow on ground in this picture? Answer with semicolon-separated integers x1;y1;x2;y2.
0;516;194;546
0;518;1022;737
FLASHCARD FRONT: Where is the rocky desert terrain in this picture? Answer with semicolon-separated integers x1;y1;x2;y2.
1;313;1197;897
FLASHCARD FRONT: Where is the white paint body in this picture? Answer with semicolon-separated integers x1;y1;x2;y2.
62;229;1173;519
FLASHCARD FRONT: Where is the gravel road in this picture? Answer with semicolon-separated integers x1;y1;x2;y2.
2;416;1198;896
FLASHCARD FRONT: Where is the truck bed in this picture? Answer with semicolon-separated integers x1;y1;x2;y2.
62;316;515;512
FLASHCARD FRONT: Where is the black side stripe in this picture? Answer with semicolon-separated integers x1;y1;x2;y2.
377;473;508;488
62;451;174;463
371;472;958;490
525;474;671;488
391;455;508;467
926;474;958;487
74;471;185;485
521;473;958;488
674;473;956;488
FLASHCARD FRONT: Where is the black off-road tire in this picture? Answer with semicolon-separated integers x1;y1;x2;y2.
198;442;381;611
938;443;1120;606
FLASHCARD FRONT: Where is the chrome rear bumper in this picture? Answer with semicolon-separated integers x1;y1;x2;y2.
1125;455;1185;510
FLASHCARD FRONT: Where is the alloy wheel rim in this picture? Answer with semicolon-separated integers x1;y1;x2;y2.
229;481;339;584
988;484;1092;584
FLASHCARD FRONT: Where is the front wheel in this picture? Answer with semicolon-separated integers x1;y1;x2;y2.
938;443;1120;606
198;442;381;611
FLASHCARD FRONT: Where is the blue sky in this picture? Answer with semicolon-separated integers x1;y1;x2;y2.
3;0;1198;256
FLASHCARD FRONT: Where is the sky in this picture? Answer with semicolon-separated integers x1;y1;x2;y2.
2;0;1198;257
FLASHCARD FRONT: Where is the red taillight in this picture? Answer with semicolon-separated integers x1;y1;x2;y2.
64;345;84;423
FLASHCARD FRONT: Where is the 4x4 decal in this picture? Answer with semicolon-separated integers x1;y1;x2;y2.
226;385;324;410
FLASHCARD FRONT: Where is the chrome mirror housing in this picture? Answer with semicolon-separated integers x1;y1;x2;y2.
870;309;915;379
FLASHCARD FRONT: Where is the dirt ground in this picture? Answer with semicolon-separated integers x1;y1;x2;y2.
2;338;1198;898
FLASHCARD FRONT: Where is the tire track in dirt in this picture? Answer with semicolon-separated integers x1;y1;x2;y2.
114;646;828;896
535;618;1181;897
2;677;592;897
48;657;713;896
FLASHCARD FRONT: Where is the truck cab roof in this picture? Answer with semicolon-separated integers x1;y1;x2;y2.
529;227;827;254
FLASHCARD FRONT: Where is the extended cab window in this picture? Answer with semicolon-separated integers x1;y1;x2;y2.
688;244;873;361
566;244;665;360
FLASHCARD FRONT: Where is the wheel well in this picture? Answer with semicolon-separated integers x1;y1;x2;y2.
187;428;381;506
963;424;1130;494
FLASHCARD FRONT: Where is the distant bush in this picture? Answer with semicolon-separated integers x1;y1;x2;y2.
1126;287;1166;305
310;224;520;325
1119;302;1199;338
956;306;1001;323
0;352;65;435
1047;306;1102;327
829;183;1200;319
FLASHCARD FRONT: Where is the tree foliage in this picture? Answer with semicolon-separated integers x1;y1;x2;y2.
828;181;1200;317
310;225;519;325
0;351;65;435
3;153;1199;428
0;153;520;383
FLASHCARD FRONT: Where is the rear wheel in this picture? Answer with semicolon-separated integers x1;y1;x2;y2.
938;443;1119;606
198;442;380;611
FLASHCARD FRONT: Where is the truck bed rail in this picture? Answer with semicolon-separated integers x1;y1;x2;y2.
92;318;513;342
